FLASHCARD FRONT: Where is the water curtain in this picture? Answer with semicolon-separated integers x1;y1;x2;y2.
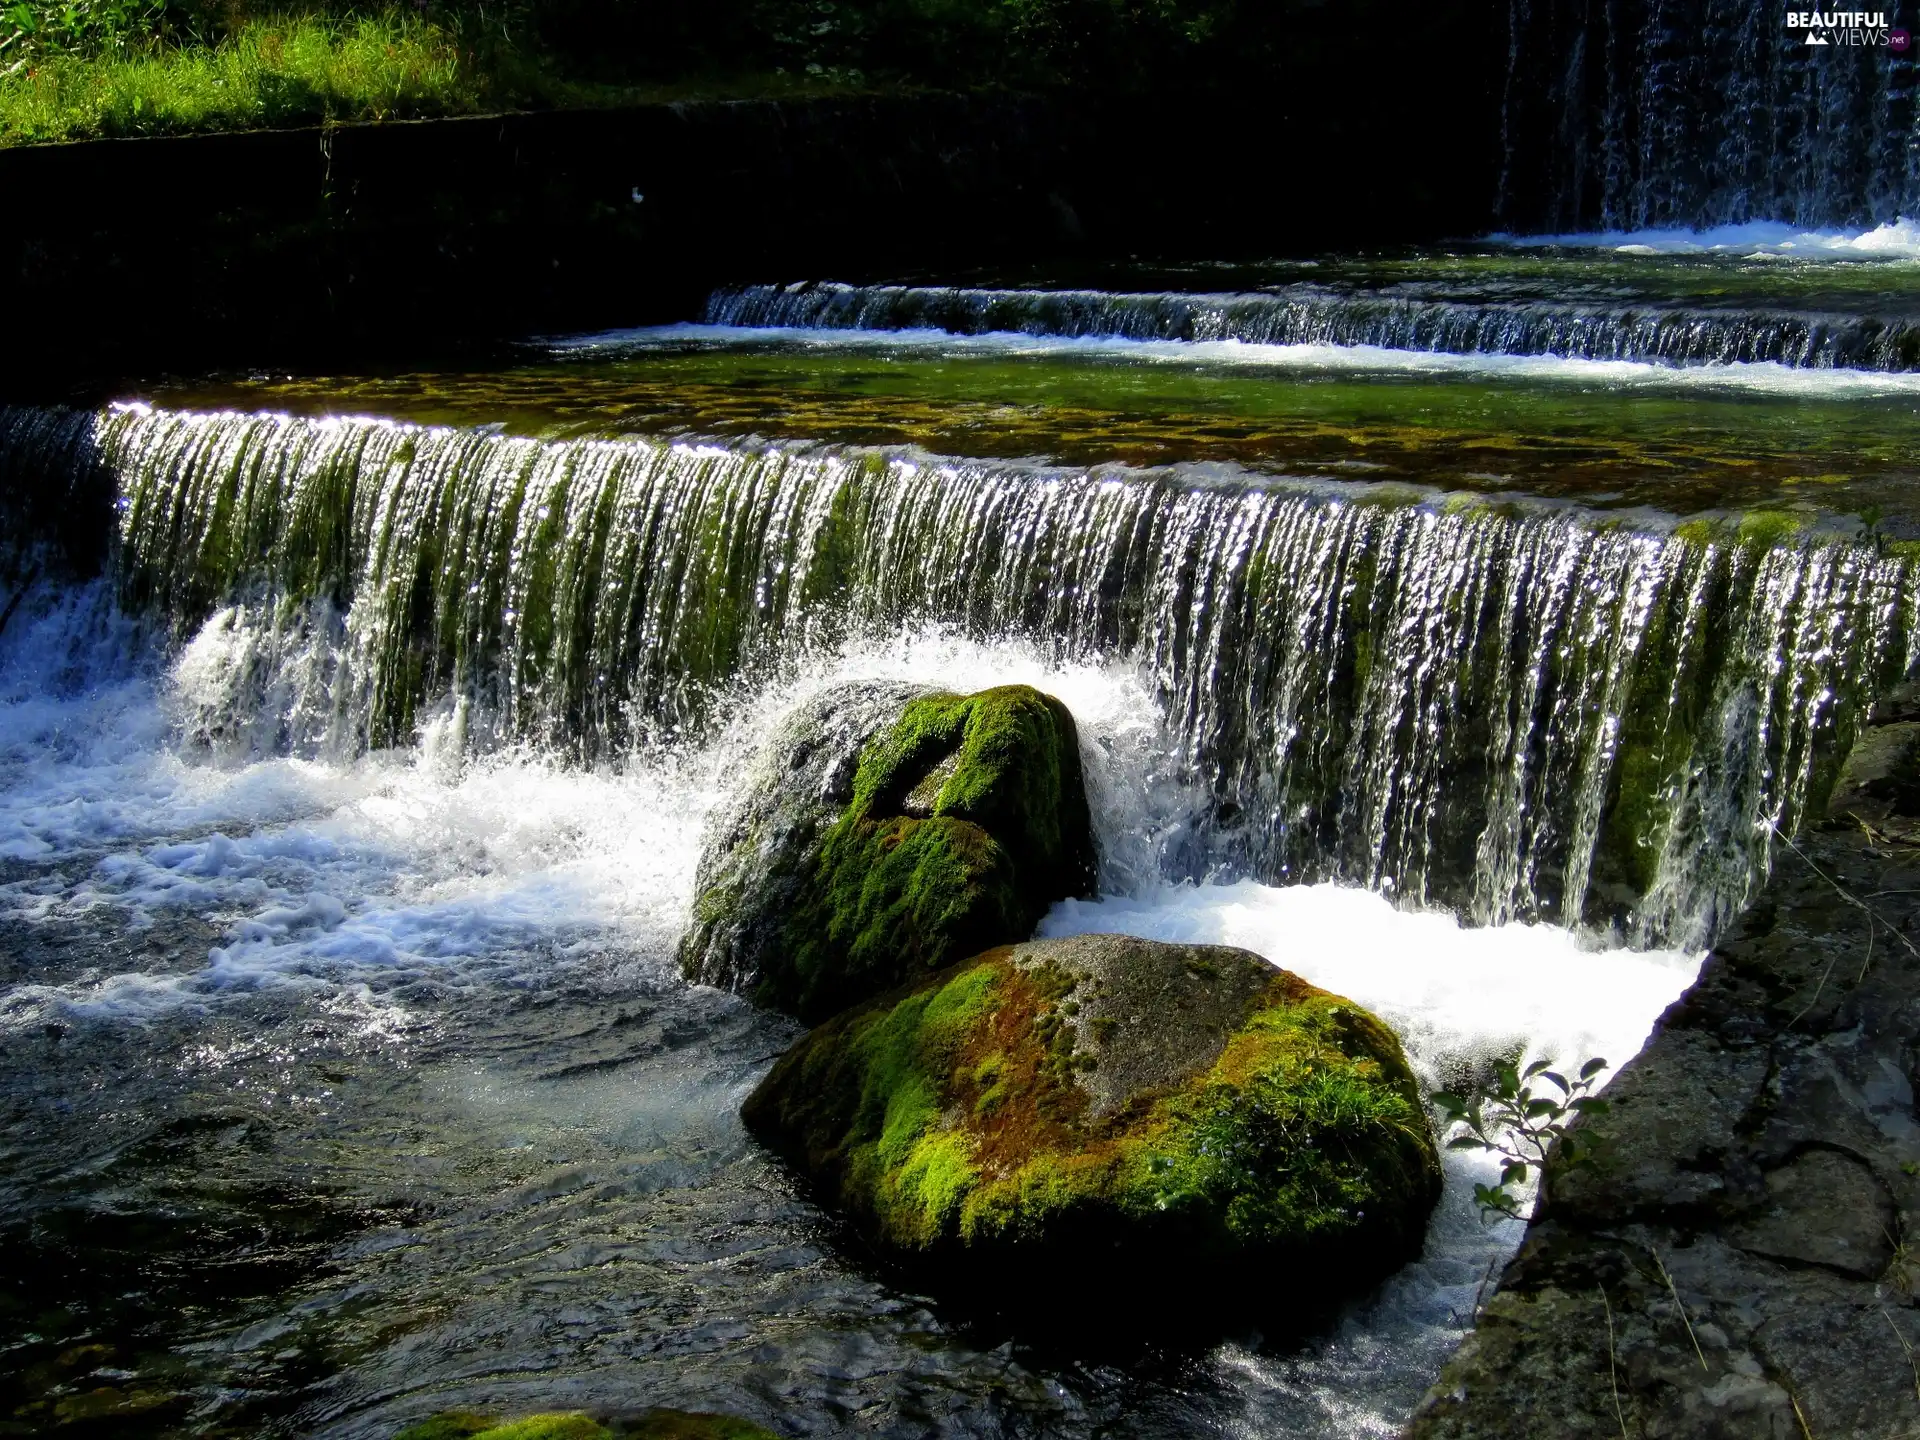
6;403;1912;948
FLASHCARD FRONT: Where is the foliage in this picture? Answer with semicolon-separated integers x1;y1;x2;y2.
0;10;583;143
1431;1055;1611;1221
2;0;1499;143
2;0;163;66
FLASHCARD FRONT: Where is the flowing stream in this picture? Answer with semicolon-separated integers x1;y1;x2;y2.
3;242;1917;1437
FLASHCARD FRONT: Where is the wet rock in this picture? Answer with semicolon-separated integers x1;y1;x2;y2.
1729;1148;1894;1279
1407;699;1920;1440
742;935;1441;1324
678;682;1097;1023
395;1410;778;1440
624;1410;781;1440
395;1413;608;1440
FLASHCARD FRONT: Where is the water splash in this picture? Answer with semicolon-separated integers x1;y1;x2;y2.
5;402;1913;947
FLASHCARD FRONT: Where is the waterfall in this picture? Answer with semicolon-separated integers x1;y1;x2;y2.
706;282;1920;371
1500;0;1920;232
4;402;1912;948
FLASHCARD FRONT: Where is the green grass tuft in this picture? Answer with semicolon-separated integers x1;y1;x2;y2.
0;12;535;144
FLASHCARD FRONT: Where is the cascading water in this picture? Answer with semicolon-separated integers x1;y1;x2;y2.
707;280;1920;371
9;399;1911;952
1499;0;1920;232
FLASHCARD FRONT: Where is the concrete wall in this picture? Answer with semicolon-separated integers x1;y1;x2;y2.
0;89;1503;398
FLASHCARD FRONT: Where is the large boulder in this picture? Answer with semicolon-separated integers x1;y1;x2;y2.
679;682;1097;1023
395;1411;778;1440
741;935;1443;1324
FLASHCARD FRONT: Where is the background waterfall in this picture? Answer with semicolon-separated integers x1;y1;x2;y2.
1500;0;1920;232
4;402;1913;949
708;282;1920;371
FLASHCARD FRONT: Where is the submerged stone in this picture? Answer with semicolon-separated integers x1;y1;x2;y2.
742;935;1442;1322
679;682;1097;1023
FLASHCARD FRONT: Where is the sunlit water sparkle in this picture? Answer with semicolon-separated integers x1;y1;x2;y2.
0;585;1699;1438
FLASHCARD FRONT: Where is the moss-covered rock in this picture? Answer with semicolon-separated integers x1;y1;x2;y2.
627;1410;779;1440
679;681;1097;1022
394;1411;775;1440
742;934;1442;1322
395;1414;609;1440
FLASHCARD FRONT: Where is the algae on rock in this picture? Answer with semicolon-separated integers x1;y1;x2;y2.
395;1412;611;1440
395;1408;778;1440
741;934;1442;1318
679;681;1097;1022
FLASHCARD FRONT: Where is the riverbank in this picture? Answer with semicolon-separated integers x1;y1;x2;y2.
0;93;1502;401
0;9;891;147
1408;690;1920;1437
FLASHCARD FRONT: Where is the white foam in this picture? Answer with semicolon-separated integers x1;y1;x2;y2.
0;612;1187;1025
556;324;1920;397
0;587;1708;1434
1495;217;1920;258
1040;880;1700;1085
0;590;1698;1085
1039;881;1700;1435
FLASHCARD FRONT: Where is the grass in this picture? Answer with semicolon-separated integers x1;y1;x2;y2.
0;12;525;143
0;11;863;146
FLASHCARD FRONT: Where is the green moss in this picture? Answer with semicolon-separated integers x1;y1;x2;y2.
396;1415;499;1440
396;1410;773;1440
1735;509;1806;549
478;1416;611;1440
737;685;1097;1021
743;942;1440;1289
628;1410;780;1440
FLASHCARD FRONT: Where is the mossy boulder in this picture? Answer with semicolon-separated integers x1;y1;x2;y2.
742;934;1442;1324
679;682;1097;1022
627;1411;779;1440
394;1410;776;1440
395;1414;609;1440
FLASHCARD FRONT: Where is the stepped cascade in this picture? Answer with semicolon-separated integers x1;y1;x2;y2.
707;280;1920;371
9;186;1920;1430
1499;0;1920;231
7;399;1910;952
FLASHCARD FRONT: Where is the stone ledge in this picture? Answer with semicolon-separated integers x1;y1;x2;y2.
1407;699;1920;1438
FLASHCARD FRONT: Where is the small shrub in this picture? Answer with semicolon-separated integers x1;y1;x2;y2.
1431;1055;1611;1221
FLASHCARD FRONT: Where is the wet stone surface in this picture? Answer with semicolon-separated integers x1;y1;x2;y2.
1407;691;1920;1439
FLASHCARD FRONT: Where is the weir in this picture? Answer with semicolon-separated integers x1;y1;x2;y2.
4;12;1918;1433
7;400;1912;953
708;280;1920;371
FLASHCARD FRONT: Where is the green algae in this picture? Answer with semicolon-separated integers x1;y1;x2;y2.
395;1414;610;1440
156;340;1920;534
742;938;1441;1310
395;1411;774;1440
697;684;1098;1022
629;1412;780;1440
